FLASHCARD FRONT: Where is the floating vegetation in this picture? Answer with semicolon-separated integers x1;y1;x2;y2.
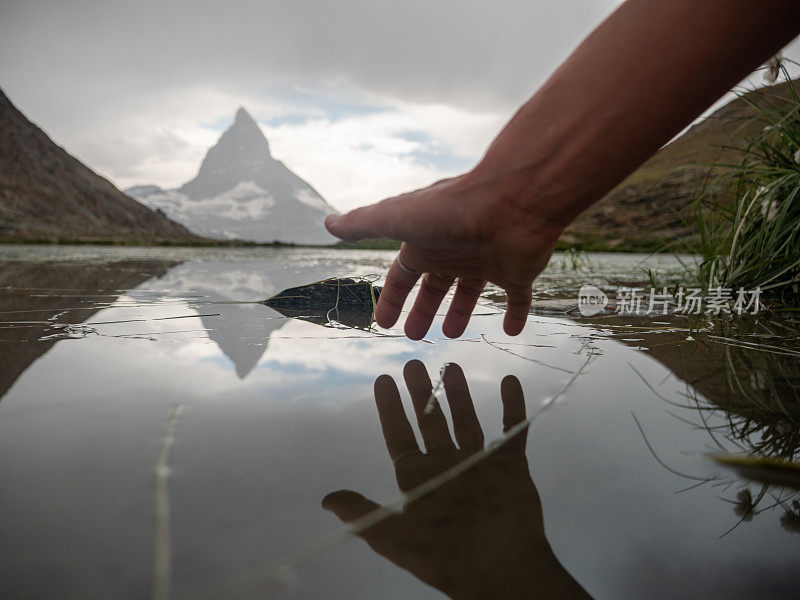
38;323;99;341
153;404;184;600
708;454;800;490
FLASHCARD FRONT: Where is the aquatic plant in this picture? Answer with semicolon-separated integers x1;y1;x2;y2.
558;247;592;271
693;63;800;303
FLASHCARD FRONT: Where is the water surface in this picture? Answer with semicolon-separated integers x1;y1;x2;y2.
1;246;798;599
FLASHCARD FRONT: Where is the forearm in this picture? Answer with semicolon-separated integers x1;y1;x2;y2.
474;0;800;226
324;0;800;338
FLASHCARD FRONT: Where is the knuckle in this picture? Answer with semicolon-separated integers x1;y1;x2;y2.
456;280;485;296
384;276;415;294
423;275;453;294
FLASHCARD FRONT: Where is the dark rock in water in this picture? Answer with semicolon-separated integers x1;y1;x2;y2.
263;278;381;311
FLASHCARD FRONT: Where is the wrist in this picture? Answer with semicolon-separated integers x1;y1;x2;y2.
461;160;574;243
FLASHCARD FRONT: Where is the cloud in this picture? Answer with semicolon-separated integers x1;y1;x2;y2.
262;96;506;211
0;0;624;201
1;1;622;109
1;0;797;210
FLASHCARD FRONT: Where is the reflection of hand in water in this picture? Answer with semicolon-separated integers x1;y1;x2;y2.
323;360;590;599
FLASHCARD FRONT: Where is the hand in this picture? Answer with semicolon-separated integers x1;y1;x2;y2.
322;360;589;599
325;0;800;341
325;170;565;340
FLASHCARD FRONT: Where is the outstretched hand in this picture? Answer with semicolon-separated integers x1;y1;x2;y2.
325;171;565;340
324;0;800;341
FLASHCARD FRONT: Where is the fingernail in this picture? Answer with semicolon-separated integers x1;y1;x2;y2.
325;214;339;228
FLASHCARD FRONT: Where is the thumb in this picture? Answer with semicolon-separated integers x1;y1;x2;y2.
322;490;383;522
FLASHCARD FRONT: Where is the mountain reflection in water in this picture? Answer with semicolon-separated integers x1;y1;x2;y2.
141;260;338;378
1;247;799;600
0;258;179;401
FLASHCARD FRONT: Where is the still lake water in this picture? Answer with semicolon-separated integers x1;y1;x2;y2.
1;245;798;599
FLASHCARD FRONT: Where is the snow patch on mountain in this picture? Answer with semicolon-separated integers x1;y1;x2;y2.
294;187;330;212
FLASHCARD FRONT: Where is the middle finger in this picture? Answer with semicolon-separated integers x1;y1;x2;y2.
404;360;455;452
405;273;455;340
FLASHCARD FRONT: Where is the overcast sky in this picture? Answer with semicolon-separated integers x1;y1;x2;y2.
1;1;798;212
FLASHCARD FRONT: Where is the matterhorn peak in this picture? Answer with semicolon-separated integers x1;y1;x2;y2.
234;106;255;123
128;105;337;245
178;106;273;198
227;107;267;155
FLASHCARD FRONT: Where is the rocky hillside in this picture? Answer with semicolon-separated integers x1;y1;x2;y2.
0;88;202;243
561;80;798;251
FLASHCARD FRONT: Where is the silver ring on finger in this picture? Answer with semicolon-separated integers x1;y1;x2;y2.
396;256;422;277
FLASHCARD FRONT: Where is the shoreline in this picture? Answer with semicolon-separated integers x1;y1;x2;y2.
0;237;665;253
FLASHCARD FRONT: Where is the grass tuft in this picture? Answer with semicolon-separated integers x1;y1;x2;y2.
693;64;800;304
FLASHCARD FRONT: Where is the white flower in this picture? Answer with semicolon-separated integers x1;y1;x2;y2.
794;149;800;165
750;369;767;391
764;52;784;84
759;196;779;222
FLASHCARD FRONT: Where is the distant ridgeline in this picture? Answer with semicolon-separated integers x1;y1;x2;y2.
4;80;794;249
127;108;339;245
0;88;201;244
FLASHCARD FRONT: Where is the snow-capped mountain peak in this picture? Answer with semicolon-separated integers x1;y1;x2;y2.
127;107;338;244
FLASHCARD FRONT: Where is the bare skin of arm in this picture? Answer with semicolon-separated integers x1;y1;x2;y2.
325;0;800;339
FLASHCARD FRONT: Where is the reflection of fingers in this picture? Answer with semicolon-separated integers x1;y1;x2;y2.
442;363;484;451
442;278;485;338
405;273;454;340
404;360;455;452
375;250;421;329
374;374;420;462
322;490;382;522
503;285;532;336
501;375;528;451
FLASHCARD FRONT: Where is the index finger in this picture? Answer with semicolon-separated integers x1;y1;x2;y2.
442;363;484;451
